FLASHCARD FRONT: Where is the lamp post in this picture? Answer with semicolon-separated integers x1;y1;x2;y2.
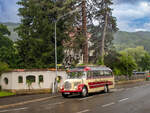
52;8;80;94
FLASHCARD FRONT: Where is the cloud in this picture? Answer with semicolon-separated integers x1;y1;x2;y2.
112;0;150;32
0;0;20;23
114;0;150;4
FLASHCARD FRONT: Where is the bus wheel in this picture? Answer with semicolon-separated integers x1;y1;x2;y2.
104;85;109;93
62;93;69;98
81;87;88;97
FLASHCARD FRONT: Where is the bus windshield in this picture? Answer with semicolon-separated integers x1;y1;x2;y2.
68;71;85;79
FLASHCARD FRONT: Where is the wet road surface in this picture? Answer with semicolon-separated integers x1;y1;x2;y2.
1;81;150;113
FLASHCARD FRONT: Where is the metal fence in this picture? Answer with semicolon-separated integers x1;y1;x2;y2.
115;74;147;82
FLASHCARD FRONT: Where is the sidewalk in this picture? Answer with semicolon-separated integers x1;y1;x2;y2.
0;93;60;107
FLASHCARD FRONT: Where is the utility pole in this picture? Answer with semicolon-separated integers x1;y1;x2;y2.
82;0;88;64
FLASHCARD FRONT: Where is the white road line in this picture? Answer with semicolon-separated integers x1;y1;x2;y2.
47;102;65;106
126;88;131;90
117;88;124;91
102;102;115;107
119;98;129;102
79;96;93;101
0;107;28;113
134;86;139;89
76;109;90;113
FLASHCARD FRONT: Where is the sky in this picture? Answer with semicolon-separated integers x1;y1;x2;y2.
0;0;150;32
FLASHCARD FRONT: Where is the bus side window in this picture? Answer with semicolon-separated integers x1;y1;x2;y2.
99;70;104;77
93;71;100;78
87;71;92;79
104;70;111;76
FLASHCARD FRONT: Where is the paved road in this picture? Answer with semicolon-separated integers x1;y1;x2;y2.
1;81;150;113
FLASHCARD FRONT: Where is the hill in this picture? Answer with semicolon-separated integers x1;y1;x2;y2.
0;22;19;41
113;31;150;53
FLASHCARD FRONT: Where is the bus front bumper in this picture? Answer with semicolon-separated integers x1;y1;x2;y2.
60;89;82;94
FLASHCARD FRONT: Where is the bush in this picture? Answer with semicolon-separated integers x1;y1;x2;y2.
0;85;2;91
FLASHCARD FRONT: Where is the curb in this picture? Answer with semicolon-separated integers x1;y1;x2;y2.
116;79;146;85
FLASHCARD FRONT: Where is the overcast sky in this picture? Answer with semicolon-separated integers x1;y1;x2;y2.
0;0;150;32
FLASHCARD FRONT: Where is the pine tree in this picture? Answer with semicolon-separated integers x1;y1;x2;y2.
88;0;118;64
16;0;77;68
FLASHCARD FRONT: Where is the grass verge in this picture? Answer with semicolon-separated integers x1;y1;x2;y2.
0;91;15;97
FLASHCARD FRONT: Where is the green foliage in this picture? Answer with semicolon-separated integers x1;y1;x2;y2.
0;62;9;76
120;46;148;71
16;0;76;68
119;53;137;76
105;50;137;76
139;53;150;71
96;56;104;65
0;24;20;69
0;91;15;97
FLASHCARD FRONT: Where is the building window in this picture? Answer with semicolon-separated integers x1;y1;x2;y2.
18;76;23;83
4;77;8;85
26;75;36;83
39;75;43;83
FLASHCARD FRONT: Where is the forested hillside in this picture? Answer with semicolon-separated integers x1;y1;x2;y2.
114;31;150;53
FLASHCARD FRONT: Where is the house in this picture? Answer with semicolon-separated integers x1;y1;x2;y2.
0;69;67;94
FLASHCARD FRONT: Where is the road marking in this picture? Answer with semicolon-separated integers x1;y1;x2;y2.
47;102;65;106
134;86;139;89
102;102;115;107
76;109;90;113
0;96;60;109
119;98;129;102
117;88;124;91
126;88;131;90
0;107;28;113
79;96;93;101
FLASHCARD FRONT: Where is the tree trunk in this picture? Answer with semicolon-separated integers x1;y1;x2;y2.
100;12;108;65
82;0;88;64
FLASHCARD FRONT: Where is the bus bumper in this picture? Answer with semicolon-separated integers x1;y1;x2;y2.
60;89;82;93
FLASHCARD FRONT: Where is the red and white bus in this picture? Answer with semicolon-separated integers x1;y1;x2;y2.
60;66;115;98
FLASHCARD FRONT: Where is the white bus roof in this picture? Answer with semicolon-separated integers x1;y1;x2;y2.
68;66;112;72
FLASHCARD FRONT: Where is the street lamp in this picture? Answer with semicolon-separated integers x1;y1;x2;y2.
52;8;80;94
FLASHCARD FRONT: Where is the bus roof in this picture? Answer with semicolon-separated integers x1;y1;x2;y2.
68;66;112;72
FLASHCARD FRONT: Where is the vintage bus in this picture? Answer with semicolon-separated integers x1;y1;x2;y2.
60;66;115;98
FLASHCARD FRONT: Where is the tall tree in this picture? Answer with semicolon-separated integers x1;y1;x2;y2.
0;24;18;68
16;0;77;68
89;0;118;64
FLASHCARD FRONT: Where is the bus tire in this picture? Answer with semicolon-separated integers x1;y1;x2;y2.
62;93;69;98
104;85;109;93
80;86;88;97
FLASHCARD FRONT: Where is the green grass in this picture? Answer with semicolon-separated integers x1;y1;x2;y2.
0;91;15;97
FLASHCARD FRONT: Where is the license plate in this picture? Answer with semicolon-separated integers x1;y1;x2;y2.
64;92;70;94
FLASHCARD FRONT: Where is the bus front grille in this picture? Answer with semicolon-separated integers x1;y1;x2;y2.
64;81;71;90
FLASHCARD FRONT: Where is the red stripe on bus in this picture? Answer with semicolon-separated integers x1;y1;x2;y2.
88;81;113;89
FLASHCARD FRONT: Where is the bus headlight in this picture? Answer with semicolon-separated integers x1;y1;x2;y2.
74;82;81;89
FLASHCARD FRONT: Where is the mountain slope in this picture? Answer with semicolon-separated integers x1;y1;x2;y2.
113;31;150;53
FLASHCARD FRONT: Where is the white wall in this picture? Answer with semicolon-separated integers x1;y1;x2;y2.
0;72;13;90
0;70;67;91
